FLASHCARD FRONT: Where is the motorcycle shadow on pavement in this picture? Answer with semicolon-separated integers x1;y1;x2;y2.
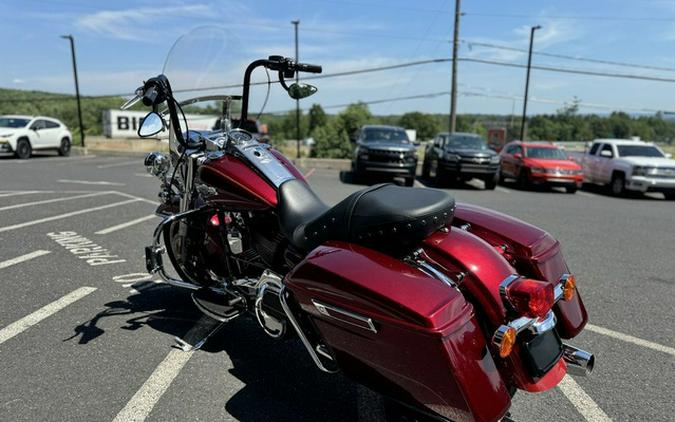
64;283;373;422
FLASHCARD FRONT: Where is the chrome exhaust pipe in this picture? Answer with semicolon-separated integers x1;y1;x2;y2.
562;344;595;376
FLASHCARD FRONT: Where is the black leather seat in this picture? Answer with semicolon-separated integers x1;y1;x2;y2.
277;180;455;252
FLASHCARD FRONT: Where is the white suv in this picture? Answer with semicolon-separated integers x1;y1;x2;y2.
0;115;72;159
582;138;675;199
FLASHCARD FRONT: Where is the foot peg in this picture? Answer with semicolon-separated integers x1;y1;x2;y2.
192;288;245;322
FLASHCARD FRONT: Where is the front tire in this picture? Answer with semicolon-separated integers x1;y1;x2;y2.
484;174;497;190
565;185;578;194
15;138;31;159
610;173;625;197
664;191;675;201
58;137;71;156
517;169;529;190
421;160;430;178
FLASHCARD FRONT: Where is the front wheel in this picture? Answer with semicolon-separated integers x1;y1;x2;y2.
517;169;529;190
14;138;31;159
664;191;675;201
58;138;71;156
565;185;578;194
484;175;497;190
610;174;625;197
404;176;415;187
421;160;430;178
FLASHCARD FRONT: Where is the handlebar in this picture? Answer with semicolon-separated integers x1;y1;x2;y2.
295;62;322;74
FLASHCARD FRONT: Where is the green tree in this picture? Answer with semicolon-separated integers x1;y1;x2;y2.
398;111;440;140
311;120;352;158
337;102;372;141
310;103;374;158
308;103;327;134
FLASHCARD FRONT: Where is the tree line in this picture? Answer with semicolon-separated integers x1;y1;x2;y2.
2;88;674;155
262;101;675;158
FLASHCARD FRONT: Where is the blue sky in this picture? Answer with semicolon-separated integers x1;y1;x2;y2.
1;0;675;115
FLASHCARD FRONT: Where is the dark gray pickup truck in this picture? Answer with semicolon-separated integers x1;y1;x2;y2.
422;132;500;189
352;125;418;186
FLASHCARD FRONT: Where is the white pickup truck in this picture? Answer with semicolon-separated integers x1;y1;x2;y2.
581;138;675;199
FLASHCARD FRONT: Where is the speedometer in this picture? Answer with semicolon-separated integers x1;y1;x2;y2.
228;129;253;144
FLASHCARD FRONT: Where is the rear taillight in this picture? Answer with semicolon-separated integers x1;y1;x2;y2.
505;278;554;319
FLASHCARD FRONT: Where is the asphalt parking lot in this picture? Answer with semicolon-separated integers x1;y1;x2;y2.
0;153;673;422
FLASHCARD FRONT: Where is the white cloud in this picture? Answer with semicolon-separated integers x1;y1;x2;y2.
463;19;584;63
77;4;212;41
12;78;25;84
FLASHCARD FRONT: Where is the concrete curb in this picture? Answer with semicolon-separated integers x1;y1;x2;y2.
71;146;153;158
292;157;424;173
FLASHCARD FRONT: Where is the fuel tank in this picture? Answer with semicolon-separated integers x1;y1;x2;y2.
285;241;511;422
197;150;305;209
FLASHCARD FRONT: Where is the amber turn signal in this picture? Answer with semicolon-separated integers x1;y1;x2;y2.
563;274;576;301
493;326;517;358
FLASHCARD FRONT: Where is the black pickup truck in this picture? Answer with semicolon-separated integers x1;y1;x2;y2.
422;132;499;189
352;125;418;186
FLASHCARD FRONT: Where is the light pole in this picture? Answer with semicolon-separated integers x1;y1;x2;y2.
291;20;300;159
449;0;462;134
61;34;85;147
520;25;540;141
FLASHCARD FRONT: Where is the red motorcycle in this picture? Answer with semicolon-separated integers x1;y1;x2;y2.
127;27;593;422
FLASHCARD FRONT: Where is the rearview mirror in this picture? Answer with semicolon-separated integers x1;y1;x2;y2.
514;152;522;160
599;150;613;158
288;83;318;99
138;112;164;137
666;153;673;159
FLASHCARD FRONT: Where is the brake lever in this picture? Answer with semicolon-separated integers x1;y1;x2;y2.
120;87;144;110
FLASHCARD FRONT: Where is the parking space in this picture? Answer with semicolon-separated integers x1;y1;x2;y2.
0;155;673;422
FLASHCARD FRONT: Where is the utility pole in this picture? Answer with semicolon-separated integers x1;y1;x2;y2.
520;25;541;141
61;34;85;147
449;0;461;134
291;20;301;159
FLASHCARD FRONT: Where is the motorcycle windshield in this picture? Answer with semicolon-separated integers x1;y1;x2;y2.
162;26;246;104
161;26;273;127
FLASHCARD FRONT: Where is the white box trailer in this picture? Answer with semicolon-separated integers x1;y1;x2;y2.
103;109;219;138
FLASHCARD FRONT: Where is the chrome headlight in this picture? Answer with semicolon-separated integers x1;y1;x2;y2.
144;152;170;178
445;152;460;161
632;166;655;177
490;155;501;163
530;167;546;174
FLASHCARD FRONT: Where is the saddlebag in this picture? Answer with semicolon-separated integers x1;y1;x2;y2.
284;241;511;422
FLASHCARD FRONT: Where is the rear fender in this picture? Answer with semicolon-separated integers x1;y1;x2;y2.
452;203;588;338
423;227;567;391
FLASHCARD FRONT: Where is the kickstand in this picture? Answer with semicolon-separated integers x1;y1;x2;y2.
173;316;227;352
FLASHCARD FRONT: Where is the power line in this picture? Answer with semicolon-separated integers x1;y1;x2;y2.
463;12;675;22
460;57;675;83
6;54;675;106
266;90;675;115
462;40;675;73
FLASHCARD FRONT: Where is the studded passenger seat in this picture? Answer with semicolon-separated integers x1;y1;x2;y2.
277;180;455;253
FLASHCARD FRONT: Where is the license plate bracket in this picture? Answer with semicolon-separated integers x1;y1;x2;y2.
522;329;563;378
